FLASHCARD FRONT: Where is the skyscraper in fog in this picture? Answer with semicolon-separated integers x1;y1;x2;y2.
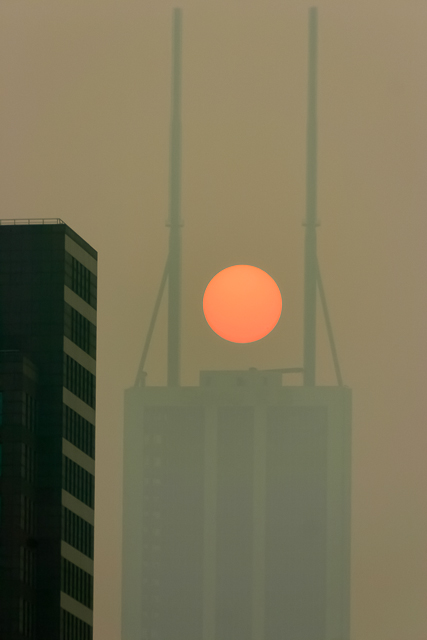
122;7;351;639
122;369;351;640
0;220;96;640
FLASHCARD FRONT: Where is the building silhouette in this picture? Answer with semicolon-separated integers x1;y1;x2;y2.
0;220;97;640
122;7;351;640
123;371;351;640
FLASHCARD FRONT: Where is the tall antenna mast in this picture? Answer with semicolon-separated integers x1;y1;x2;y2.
303;6;318;386
167;7;183;387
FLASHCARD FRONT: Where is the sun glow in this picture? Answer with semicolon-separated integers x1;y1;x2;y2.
203;265;282;343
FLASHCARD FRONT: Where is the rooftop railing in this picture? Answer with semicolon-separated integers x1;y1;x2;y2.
0;218;65;225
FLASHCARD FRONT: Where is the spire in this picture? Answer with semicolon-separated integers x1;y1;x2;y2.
303;6;318;386
167;7;183;387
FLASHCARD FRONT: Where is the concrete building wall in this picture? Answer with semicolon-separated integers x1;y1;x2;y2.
122;372;351;640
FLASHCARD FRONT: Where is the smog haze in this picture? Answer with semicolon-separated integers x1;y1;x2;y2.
0;1;426;639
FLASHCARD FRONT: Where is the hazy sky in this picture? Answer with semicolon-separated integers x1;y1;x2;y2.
1;1;426;638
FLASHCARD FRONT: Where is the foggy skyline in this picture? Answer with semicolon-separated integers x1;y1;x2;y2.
0;1;426;639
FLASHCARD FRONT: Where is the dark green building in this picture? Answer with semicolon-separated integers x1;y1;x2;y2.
0;219;96;640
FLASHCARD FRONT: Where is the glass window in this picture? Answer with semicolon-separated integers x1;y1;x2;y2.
62;457;94;509
64;356;96;409
61;558;93;609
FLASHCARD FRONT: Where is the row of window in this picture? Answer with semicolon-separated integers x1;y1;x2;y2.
71;257;92;306
0;392;37;431
24;394;37;432
64;355;96;409
62;506;94;559
60;609;93;640
63;405;95;459
21;443;36;484
0;442;36;483
65;253;97;310
0;270;64;285
63;456;94;509
61;558;93;609
64;304;96;358
21;494;36;536
20;546;36;587
19;598;35;638
0;493;36;533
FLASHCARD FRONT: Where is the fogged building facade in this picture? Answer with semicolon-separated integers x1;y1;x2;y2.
122;369;351;640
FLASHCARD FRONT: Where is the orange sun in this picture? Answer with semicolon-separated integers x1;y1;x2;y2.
203;265;282;343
